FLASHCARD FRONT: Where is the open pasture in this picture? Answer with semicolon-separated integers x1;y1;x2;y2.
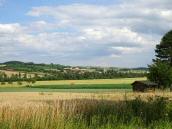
0;85;132;92
0;77;146;87
0;77;146;92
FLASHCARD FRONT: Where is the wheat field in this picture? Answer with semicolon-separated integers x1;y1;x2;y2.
0;92;172;129
0;91;171;103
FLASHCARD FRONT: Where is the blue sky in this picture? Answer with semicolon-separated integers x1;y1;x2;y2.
0;0;172;67
0;0;120;23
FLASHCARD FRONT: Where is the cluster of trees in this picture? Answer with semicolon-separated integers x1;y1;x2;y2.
39;70;146;80
0;72;36;86
148;30;172;89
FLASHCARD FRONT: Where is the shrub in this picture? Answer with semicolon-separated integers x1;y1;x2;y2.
1;82;5;85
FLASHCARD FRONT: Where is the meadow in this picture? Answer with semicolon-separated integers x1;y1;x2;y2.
0;77;145;92
1;77;172;129
0;84;132;92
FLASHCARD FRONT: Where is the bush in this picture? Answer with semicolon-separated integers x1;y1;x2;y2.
17;81;22;85
8;81;13;84
0;82;5;85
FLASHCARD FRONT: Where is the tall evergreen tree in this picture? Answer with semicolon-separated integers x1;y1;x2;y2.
148;30;172;89
155;30;172;65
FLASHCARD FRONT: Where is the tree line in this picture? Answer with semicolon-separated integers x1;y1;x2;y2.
0;69;146;84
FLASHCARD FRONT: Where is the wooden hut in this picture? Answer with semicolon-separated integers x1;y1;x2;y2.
132;81;157;92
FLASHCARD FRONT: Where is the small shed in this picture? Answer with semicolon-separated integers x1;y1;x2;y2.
132;81;157;92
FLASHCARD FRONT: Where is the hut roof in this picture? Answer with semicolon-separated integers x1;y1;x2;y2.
132;81;157;86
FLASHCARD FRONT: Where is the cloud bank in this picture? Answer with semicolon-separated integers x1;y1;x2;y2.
0;0;172;67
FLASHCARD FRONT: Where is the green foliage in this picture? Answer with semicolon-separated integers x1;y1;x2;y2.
1;82;5;85
155;30;172;66
17;81;22;85
0;61;147;82
148;30;172;89
25;78;37;87
8;81;13;84
31;78;36;84
2;61;66;72
148;62;172;88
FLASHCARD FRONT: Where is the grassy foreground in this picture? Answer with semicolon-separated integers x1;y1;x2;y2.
0;97;172;129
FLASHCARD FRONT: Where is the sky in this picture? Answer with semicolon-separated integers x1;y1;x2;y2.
0;0;172;67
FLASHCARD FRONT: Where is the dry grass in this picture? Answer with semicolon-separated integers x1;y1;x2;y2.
0;91;171;106
0;92;172;129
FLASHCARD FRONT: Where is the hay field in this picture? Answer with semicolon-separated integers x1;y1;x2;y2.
0;91;172;104
0;90;172;129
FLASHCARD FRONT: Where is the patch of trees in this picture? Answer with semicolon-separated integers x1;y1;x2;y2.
0;72;36;86
148;30;172;89
38;70;146;81
0;69;146;84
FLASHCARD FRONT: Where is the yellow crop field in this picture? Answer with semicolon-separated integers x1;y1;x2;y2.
35;77;146;85
0;77;146;87
0;87;171;129
0;91;171;104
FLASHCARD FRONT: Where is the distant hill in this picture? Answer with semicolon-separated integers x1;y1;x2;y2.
4;61;25;65
0;61;68;72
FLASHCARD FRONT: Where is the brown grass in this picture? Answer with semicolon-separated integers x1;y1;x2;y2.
0;92;172;129
0;91;172;106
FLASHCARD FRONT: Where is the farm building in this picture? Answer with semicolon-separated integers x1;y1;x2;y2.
132;81;158;92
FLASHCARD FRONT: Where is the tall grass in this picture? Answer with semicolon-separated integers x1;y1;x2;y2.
0;97;172;129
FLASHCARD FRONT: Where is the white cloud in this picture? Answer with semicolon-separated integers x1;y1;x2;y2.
0;23;22;33
1;0;172;67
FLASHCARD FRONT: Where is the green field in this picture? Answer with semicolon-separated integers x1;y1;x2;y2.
0;84;132;92
0;77;145;92
32;84;131;89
